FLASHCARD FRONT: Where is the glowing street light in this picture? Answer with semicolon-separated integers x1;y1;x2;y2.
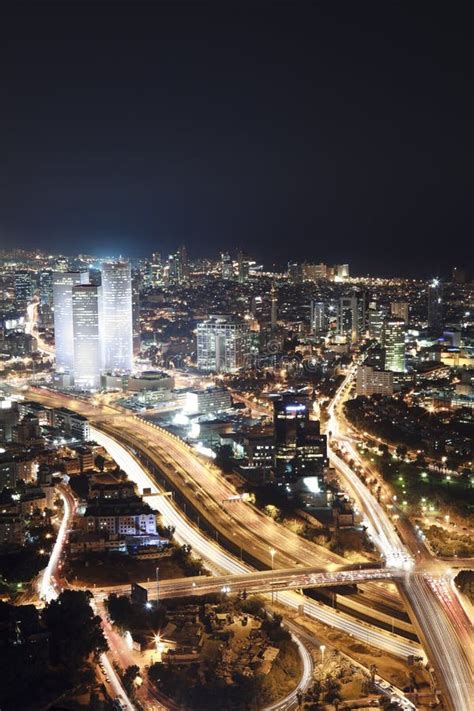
270;547;276;603
320;644;326;664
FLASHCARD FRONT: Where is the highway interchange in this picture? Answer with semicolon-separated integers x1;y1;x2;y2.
19;362;474;711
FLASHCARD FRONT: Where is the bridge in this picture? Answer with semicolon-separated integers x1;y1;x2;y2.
94;565;393;602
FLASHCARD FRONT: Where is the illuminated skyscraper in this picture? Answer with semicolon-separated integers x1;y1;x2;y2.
132;273;141;357
338;292;366;341
270;284;278;332
391;301;409;324
197;316;250;372
221;252;233;279
428;278;443;332
53;271;89;372
383;318;405;372
72;285;102;389
310;301;326;336
14;271;35;311
273;398;327;478
101;261;133;372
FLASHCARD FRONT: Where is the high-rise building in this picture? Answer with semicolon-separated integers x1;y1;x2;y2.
368;304;385;341
310;301;327;336
39;271;53;307
427;278;443;332
391;301;409;324
132;273;141;357
383;318;405;372
53;271;89;372
196;316;250;372
221;252;234;280
287;262;302;284
101;261;133;372
72;285;102;389
273;398;327;478
14;271;35;311
270;284;278;332
237;251;250;283
338;293;366;341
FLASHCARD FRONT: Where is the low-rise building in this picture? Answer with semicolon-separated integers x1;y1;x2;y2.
0;513;25;546
80;499;157;536
183;388;232;415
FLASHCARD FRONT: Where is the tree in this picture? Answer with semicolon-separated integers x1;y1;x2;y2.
42;590;107;674
123;664;140;695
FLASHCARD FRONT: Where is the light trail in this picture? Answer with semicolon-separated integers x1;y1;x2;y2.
90;425;422;659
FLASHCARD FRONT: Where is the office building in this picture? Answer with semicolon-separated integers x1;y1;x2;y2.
101;261;133;372
310;301;327;336
356;365;394;396
273;398;327;478
287;262;302;284
39;271;53;307
237;251;250;283
270;284;278;331
391;301;409;324
196;316;250;372
383;318;405;373
14;271;35;311
53;271;89;372
132;273;141;356
368;304;385;341
72;284;102;389
338;292;366;342
221;252;234;280
427;278;443;332
184;388;232;415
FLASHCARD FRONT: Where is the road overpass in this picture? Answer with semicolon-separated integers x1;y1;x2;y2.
95;565;393;601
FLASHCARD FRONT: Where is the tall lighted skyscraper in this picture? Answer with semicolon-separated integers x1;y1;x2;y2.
310;301;326;336
101;261;133;372
428;278;443;332
53;271;89;372
72;285;102;389
383;318;406;372
197;316;250;372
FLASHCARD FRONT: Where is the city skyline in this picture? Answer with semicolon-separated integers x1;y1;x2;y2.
0;4;472;711
1;2;472;277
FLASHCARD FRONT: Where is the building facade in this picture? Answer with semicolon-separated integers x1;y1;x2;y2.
101;261;133;372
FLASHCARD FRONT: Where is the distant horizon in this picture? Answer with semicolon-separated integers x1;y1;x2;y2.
0;242;467;282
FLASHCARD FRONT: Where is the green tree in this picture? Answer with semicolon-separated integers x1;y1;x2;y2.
42;590;107;674
123;664;140;695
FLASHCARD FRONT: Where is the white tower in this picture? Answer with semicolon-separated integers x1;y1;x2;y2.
53;271;89;372
72;285;102;389
101;261;133;372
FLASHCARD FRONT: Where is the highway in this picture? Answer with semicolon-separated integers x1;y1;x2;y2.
94;566;392;600
326;362;474;711
90;424;422;660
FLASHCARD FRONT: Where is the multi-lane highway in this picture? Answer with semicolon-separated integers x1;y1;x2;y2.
326;363;474;711
95;565;393;600
90;424;422;660
20;380;473;710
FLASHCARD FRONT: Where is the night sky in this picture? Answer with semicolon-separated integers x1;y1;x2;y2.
1;1;472;276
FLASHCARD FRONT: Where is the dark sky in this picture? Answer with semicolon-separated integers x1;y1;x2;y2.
1;1;472;276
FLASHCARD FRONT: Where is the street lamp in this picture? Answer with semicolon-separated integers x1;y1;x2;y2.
320;644;326;665
270;548;276;604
